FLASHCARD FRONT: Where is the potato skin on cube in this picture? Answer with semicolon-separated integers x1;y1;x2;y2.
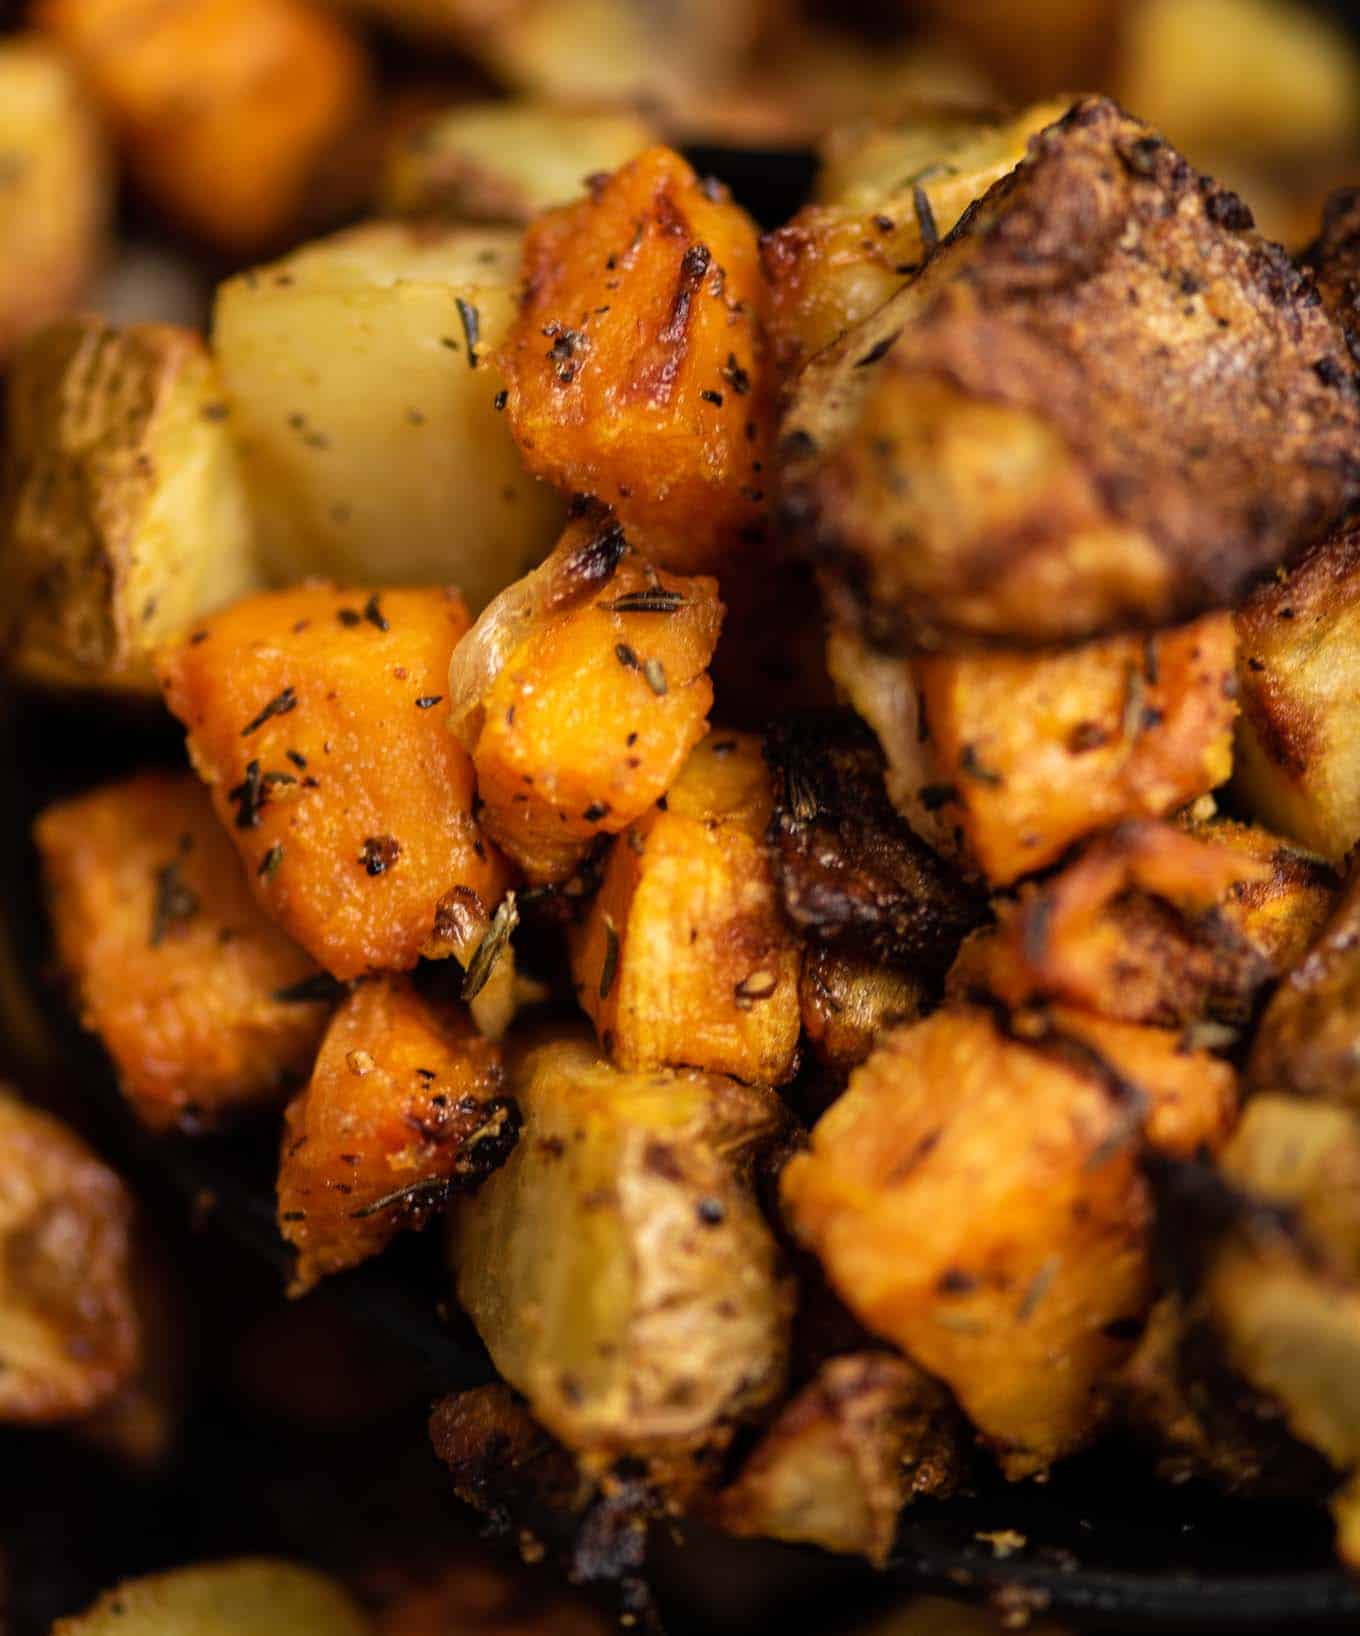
799;946;929;1074
35;772;329;1132
0;1088;140;1423
498;145;773;575
781;1005;1236;1475
278;975;515;1295
156;584;511;982
571;732;802;1085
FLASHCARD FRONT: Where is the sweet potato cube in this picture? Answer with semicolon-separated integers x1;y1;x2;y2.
497;145;773;574
781;1005;1236;1475
570;732;802;1084
278;975;515;1294
35;771;329;1132
156;584;512;981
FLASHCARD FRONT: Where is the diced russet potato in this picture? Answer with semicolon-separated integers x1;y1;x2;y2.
799;947;930;1075
213;221;563;611
52;1559;373;1636
781;1005;1236;1475
36;0;370;255
35;772;330;1133
498;145;774;576
4;317;264;696
449;1029;793;1462
570;732;803;1085
0;1087;139;1423
381;101;657;224
278;975;515;1294
156;584;512;983
712;1350;963;1564
0;36;109;368
1234;525;1360;861
449;515;723;884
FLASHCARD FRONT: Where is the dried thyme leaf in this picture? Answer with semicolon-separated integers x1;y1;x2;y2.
461;891;519;1001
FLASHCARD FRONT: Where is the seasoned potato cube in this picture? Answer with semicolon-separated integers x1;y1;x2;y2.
449;515;722;884
37;0;369;255
713;1351;962;1564
213;222;562;611
278;975;515;1293
35;772;329;1132
799;947;929;1075
156;585;511;982
449;1029;793;1460
1234;525;1360;860
570;732;802;1084
949;819;1334;1029
381;101;657;224
5;317;263;695
782;1005;1236;1474
498;146;773;576
53;1559;373;1636
0;1088;139;1423
0;36;109;367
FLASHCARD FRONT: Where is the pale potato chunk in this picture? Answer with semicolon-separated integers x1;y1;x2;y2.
52;1559;372;1636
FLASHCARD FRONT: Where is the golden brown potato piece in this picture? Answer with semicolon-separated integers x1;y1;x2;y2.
926;0;1123;101
37;0;369;255
278;975;515;1294
764;98;1067;376
381;101;657;224
799;947;930;1075
782;1005;1236;1475
1234;524;1360;861
35;772;330;1132
1304;186;1360;335
781;98;1360;652
0;1088;139;1423
0;36;109;368
449;514;722;884
156;584;512;982
5;317;263;695
570;732;802;1085
949;819;1334;1030
498;145;773;576
449;1029;793;1463
713;1351;962;1564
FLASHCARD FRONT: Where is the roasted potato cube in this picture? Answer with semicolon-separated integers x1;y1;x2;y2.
570;732;802;1084
764;98;1067;375
781;99;1360;652
213;222;562;611
278;975;515;1293
0;1088;139;1423
381;101;657;224
1234;524;1360;860
35;772;330;1132
156;585;512;982
799;947;930;1075
713;1351;962;1564
37;0;369;255
949;818;1334;1030
1304;186;1360;332
782;1005;1236;1475
53;1560;373;1636
5;317;263;695
0;36;109;368
498;145;773;576
449;1029;793;1460
449;514;722;884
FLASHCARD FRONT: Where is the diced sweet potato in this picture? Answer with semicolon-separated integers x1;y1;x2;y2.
0;1087;139;1422
156;584;512;982
37;0;370;255
799;947;929;1074
497;145;773;575
450;515;723;884
278;975;515;1294
35;772;330;1132
570;732;802;1084
781;1005;1236;1475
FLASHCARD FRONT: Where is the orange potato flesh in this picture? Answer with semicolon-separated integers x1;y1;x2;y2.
35;771;329;1132
571;732;802;1084
278;975;514;1294
156;584;511;982
498;145;774;575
